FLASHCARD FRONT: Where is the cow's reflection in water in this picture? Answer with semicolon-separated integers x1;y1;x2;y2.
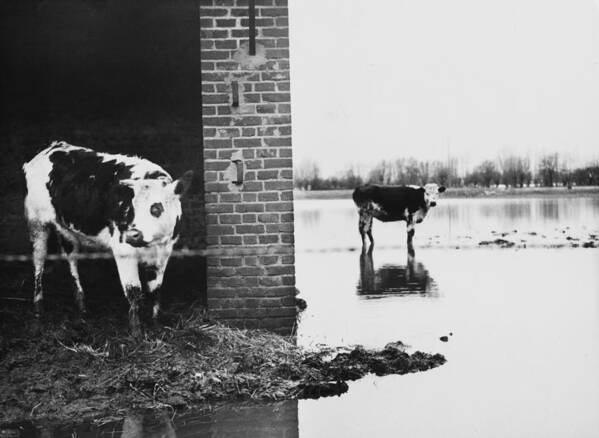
120;411;176;438
358;250;438;297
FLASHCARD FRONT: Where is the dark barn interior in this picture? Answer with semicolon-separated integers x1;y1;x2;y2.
0;0;206;309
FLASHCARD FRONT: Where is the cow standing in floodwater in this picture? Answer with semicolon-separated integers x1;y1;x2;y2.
23;141;193;337
352;184;446;253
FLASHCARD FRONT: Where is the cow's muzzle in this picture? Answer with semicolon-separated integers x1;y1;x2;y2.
430;201;437;207
124;229;146;247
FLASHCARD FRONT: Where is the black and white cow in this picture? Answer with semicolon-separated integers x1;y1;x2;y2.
352;184;446;252
23;141;193;337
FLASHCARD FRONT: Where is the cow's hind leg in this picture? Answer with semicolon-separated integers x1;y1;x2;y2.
29;223;49;317
113;248;143;338
358;210;374;251
59;237;86;314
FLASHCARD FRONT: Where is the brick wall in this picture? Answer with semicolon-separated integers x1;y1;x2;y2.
200;0;296;334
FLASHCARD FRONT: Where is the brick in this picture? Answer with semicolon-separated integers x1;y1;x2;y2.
236;224;265;234
266;265;295;275
233;138;262;148
221;193;242;202
258;192;279;201
200;8;228;17
215;40;238;49
281;212;294;222
256;148;278;158
264;137;291;146
258;213;279;223
243;235;258;245
265;49;289;59
202;50;230;60
264;158;292;168
260;7;288;17
255;83;276;92
207;225;235;236
200;18;214;28
203;116;233;126
242;181;264;192
266;223;293;233
257;170;278;180
262;93;290;102
242;213;257;223
216;19;237;27
235;203;265;213
259;256;279;265
221;257;243;267
280;190;293;200
204;161;229;171
220;235;243;245
265;202;293;212
200;29;228;39
265;180;293;190
205;182;229;192
203;94;230;104
278;103;291;113
220;214;242;224
259;235;279;244
262;28;288;38
257;104;276;113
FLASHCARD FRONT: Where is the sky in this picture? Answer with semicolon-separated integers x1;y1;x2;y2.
289;0;599;177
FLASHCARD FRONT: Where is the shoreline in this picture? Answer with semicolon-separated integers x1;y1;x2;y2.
0;303;445;427
293;186;599;200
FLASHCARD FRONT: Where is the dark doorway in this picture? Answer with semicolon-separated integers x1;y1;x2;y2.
0;0;205;306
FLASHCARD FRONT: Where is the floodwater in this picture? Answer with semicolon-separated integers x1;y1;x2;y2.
295;195;599;438
10;195;599;437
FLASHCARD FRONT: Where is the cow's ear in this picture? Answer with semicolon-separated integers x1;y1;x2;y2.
438;186;446;193
173;171;193;196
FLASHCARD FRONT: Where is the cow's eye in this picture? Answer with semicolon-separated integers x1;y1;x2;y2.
150;202;164;218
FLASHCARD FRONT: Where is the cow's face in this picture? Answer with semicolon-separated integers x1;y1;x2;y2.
121;171;193;247
422;183;446;208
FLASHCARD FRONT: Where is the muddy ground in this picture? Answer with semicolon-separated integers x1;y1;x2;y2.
0;298;445;428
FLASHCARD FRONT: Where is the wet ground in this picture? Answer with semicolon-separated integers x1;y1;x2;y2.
2;194;599;437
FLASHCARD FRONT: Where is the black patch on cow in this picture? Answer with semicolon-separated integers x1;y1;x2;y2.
353;185;427;220
145;170;169;179
150;202;164;218
47;149;136;236
172;215;181;239
59;236;74;254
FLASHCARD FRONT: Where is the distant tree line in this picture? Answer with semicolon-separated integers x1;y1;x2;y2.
294;154;599;190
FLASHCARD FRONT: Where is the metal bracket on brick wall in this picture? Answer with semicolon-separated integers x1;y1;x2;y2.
232;158;243;185
248;0;256;56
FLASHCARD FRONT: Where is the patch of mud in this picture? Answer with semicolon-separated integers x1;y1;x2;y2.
0;302;445;426
474;228;599;250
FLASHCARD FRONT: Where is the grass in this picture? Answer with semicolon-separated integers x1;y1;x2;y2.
0;300;445;426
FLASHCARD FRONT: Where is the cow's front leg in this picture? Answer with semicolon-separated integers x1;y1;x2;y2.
144;260;169;323
113;248;143;338
406;216;416;257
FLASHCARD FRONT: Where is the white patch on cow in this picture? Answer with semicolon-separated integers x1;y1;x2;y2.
124;180;183;247
23;147;56;225
423;183;444;208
